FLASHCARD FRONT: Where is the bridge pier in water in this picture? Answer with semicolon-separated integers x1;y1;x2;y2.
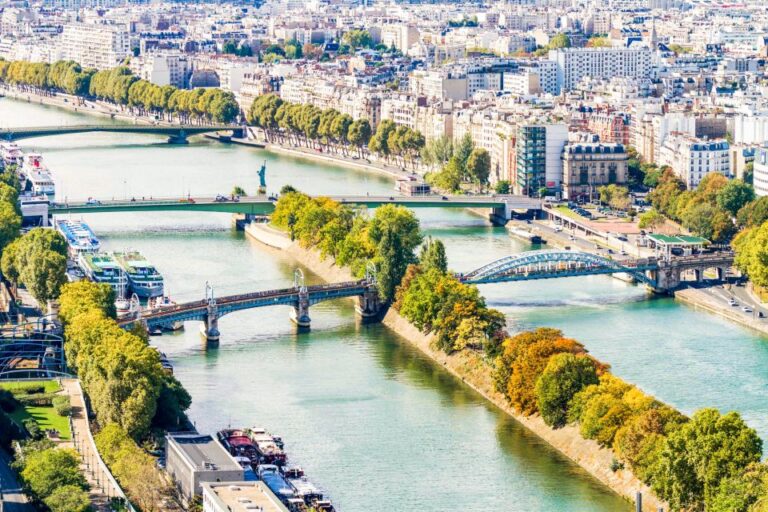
355;287;381;320
290;289;312;328
201;301;220;346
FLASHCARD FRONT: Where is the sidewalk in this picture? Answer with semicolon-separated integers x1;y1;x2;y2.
61;379;130;512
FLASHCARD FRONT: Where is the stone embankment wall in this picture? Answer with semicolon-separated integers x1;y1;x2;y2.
246;221;667;512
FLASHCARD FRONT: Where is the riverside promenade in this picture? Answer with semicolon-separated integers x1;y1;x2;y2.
61;379;133;512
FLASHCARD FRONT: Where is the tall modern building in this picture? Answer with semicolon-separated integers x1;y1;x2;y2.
549;47;652;93
512;124;568;196
61;23;130;70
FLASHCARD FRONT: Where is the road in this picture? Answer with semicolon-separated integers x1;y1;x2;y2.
0;449;31;512
694;281;768;322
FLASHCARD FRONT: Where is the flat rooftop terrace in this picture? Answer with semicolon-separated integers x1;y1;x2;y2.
203;482;288;512
169;434;241;471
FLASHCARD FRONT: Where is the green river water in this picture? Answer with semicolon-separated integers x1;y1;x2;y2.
2;97;767;511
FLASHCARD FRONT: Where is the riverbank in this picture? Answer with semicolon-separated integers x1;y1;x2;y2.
2;86;422;188
675;287;768;337
244;221;665;512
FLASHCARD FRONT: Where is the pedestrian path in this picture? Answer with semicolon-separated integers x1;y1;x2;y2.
61;379;133;512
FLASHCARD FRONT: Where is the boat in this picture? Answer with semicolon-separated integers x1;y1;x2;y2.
0;142;23;167
507;226;544;244
113;251;164;299
153;295;183;331
78;253;125;293
217;429;261;464
26;169;55;198
55;219;101;258
256;465;296;504
247;427;287;466
283;467;326;506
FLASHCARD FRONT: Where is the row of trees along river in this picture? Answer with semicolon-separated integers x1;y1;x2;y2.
2;97;768;511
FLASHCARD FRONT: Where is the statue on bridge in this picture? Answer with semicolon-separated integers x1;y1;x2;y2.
258;161;267;194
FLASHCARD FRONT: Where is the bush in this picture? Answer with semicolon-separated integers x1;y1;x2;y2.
23;418;42;439
53;396;72;417
10;384;46;395
16;392;56;407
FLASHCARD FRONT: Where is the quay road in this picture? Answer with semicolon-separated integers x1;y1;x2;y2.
48;194;542;216
0;449;32;512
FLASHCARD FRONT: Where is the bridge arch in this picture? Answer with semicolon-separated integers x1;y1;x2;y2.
461;250;658;287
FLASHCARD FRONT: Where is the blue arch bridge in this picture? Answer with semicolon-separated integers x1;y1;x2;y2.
118;250;734;343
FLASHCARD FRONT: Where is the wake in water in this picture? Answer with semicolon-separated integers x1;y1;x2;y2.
487;293;650;309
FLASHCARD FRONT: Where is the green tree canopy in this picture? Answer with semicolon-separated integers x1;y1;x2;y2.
535;353;599;428
716;179;755;217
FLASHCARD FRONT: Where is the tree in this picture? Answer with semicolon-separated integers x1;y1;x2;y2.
43;485;91;512
466;148;491;189
548;33;571;49
744;162;754;185
598;184;630;210
58;281;116;324
454;133;474;170
535;353;599;428
495;328;588;415
420;238;448;274
232;185;246;196
494;180;511;194
638;209;665;231
708;463;768;512
0;202;20;252
341;29;373;49
732;221;768;288
737;196;768;228
427;156;463;193
20;249;67;305
421;135;453;168
652;409;762;511
716;179;755;216
20;448;88;500
682;202;735;242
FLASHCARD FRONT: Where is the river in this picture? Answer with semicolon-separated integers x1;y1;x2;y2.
3;97;767;511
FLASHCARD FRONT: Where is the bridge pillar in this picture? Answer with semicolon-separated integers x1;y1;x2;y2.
693;269;703;283
201;302;220;345
167;134;189;144
355;285;381;320
652;265;681;294
716;267;726;281
290;290;311;328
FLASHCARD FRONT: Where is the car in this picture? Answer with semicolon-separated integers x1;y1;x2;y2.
742;306;753;313
554;226;563;232
729;299;738;307
617;236;628;242
607;248;615;254
86;198;101;205
620;250;627;256
214;195;228;202
569;235;575;241
442;196;449;200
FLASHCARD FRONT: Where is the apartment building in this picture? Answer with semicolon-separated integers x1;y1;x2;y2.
280;76;381;127
61;22;130;70
549;46;652;93
753;146;768;197
130;52;190;88
561;142;628;200
509;123;568;196
587;111;631;145
659;134;731;189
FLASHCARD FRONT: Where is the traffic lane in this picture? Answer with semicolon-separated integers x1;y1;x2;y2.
699;282;767;320
0;449;32;511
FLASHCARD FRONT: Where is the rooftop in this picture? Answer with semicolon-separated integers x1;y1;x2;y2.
168;434;242;472
202;482;289;512
647;234;709;246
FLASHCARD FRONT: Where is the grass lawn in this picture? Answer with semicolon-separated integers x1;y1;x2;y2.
1;380;71;440
555;205;586;220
